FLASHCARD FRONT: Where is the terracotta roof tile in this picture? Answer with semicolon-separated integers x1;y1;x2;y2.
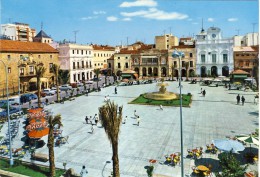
0;40;59;53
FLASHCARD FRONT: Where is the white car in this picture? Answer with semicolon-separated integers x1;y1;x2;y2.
59;84;73;91
85;80;94;84
51;87;61;93
43;89;56;96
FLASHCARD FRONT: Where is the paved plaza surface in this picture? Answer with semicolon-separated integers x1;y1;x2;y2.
4;81;259;177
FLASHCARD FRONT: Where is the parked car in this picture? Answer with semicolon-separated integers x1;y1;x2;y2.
0;100;9;108
229;84;243;90
8;96;20;105
20;93;38;103
85;80;94;84
51;87;61;93
34;91;46;97
43;89;55;96
59;84;73;91
0;107;21;117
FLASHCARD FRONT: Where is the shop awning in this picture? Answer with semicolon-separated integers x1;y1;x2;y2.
29;77;48;83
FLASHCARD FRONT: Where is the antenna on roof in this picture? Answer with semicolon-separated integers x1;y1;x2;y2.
73;30;79;43
169;27;172;35
41;22;43;30
201;18;204;33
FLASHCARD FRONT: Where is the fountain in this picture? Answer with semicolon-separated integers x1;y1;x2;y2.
144;79;178;100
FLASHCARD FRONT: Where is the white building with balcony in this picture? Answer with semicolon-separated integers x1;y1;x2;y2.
58;43;94;83
196;27;234;77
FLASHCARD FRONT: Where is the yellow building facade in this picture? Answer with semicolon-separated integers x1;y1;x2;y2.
0;40;59;95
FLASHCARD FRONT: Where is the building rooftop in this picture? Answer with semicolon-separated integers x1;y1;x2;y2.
233;46;256;52
92;44;115;50
34;30;51;38
0;40;58;53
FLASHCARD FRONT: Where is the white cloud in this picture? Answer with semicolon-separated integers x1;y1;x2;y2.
121;8;188;20
122;17;132;21
81;16;97;20
107;16;118;21
93;11;106;15
228;18;238;22
119;0;157;8
208;18;214;22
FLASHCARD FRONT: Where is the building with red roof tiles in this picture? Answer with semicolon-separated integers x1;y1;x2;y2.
0;40;59;93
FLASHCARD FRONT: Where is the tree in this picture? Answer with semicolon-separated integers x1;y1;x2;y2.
253;58;259;90
35;65;46;108
51;64;60;102
215;151;247;177
93;68;100;89
185;62;189;81
99;102;123;177
58;70;70;84
47;114;63;177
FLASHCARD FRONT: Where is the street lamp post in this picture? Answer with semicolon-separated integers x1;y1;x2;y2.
18;57;28;116
172;49;185;177
0;60;13;166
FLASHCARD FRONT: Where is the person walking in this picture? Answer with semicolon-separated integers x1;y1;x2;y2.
85;116;89;124
200;88;203;94
45;98;49;105
123;116;127;124
115;87;117;94
95;115;99;125
80;165;88;177
86;89;88;96
203;90;206;97
160;105;163;110
89;116;93;125
137;116;140;126
134;110;138;118
241;96;245;106
236;94;240;105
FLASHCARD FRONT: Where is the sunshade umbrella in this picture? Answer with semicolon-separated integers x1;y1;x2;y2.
236;134;259;152
28;127;49;139
213;139;245;153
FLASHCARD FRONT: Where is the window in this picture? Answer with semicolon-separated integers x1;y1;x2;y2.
89;51;91;55
245;62;249;67
95;64;97;66
49;63;53;73
118;63;121;68
189;53;193;58
125;56;128;59
125;62;129;68
101;54;103;57
20;68;24;75
8;67;11;73
104;60;106;62
98;63;100;66
38;55;41;59
182;61;185;67
73;74;76;82
118;57;120;59
98;53;99;57
77;62;80;69
81;50;83;55
174;61;177;66
212;54;216;63
86;51;88;55
7;55;11;60
94;53;96;57
82;61;84;68
77;50;79;54
86;61;88;68
90;62;92;67
190;61;193;67
108;63;111;68
201;54;205;63
101;63;103;65
29;66;34;74
73;62;76;69
50;55;52;59
223;54;228;63
20;55;23;59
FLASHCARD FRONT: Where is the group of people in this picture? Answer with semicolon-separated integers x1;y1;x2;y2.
236;94;246;105
85;114;99;133
201;88;206;97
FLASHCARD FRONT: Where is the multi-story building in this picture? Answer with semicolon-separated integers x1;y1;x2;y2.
58;43;94;83
92;45;115;69
1;22;36;42
196;27;234;77
0;40;59;93
233;46;259;77
233;33;259;47
155;34;178;50
169;39;196;78
131;49;168;78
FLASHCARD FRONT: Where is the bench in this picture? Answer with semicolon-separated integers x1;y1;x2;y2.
31;153;49;162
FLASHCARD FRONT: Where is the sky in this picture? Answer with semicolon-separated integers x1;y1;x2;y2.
1;0;259;46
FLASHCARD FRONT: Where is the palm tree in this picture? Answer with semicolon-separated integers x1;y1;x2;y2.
93;68;100;89
99;102;123;177
51;64;60;102
35;65;46;108
185;61;189;81
58;70;70;84
47;114;63;177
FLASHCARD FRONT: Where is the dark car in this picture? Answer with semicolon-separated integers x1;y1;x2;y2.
0;107;21;117
20;93;38;103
